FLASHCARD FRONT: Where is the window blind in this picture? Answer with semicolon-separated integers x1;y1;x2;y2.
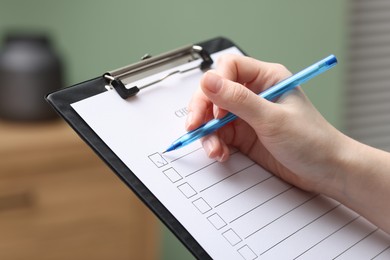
346;0;390;151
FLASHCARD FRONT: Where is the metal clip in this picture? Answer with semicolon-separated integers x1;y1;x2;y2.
104;45;213;99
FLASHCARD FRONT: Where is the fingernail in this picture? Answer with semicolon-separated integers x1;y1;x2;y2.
204;72;222;94
216;155;224;162
202;138;214;157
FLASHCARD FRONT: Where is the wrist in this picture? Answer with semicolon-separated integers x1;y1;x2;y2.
314;130;352;200
321;131;386;204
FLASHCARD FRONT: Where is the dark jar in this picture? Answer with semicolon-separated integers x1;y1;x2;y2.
0;34;63;121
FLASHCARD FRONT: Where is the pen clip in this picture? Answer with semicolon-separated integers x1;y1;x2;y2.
104;45;213;99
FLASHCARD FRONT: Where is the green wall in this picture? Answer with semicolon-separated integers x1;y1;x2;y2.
0;1;346;259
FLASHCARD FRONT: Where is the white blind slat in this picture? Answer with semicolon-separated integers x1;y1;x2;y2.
346;0;390;152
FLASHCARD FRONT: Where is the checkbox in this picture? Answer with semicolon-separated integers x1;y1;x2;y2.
207;213;226;230
163;168;182;183
192;198;212;214
148;153;168;168
238;245;257;260
178;183;197;198
222;229;242;246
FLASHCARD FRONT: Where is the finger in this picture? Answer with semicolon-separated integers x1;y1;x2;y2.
186;86;212;131
201;134;223;159
200;71;281;125
216;54;292;94
218;141;231;162
201;133;231;162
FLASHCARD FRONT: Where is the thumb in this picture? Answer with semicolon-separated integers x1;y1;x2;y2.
200;71;278;125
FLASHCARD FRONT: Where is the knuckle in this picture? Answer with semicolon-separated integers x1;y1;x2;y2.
273;63;287;71
273;63;291;77
266;63;292;86
217;54;236;65
229;83;249;105
217;55;237;77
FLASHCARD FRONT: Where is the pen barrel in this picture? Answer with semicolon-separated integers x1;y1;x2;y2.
179;113;237;146
260;55;337;101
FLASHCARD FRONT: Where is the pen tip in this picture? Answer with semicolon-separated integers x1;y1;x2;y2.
163;142;181;154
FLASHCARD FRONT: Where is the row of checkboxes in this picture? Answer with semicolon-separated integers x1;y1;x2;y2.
150;153;257;260
182;184;257;259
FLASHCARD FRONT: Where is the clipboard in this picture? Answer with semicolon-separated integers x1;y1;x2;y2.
47;37;239;259
46;37;390;260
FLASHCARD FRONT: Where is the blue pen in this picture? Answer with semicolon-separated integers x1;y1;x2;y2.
163;54;337;153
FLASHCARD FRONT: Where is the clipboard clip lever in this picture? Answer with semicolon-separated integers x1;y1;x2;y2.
104;45;213;99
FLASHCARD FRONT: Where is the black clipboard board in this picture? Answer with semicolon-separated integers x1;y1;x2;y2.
46;37;244;260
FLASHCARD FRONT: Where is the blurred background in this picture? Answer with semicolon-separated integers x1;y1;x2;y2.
1;0;388;259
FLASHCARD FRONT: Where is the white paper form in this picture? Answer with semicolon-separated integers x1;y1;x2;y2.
71;47;390;259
